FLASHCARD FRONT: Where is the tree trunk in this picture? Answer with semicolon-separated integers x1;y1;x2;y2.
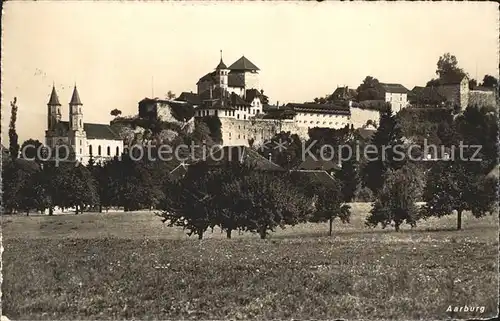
80;203;84;213
197;229;203;240
395;222;400;232
457;210;462;230
26;209;29;216
226;229;232;239
99;205;102;213
328;218;333;236
49;207;53;216
259;227;267;239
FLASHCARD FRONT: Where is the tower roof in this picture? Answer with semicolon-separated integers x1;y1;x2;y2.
70;86;82;105
228;56;260;71
48;85;61;106
216;58;227;70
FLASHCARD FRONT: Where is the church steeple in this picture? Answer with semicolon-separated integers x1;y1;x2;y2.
48;85;61;106
47;84;62;130
70;85;83;105
69;84;84;131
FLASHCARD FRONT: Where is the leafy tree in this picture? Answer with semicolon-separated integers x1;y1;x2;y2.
356;76;382;101
335;142;359;203
422;161;494;230
366;164;423;231
9;97;20;159
291;172;350;236
455;106;498;174
2;160;38;213
166;90;176;100
110;109;122;117
362;107;405;194
19;168;50;215
481;74;498;88
212;162;255;238
197;116;222;144
159;162;217;239
20;139;43;162
257;131;303;169
435;53;467;82
239;172;313;239
305;125;352;159
57;163;98;214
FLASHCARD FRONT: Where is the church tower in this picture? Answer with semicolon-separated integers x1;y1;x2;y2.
215;50;229;91
47;85;61;130
68;85;86;162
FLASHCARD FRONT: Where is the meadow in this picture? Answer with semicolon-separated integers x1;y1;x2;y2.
1;203;498;320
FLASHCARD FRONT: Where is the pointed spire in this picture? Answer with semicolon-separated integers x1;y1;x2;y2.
70;85;82;105
216;50;227;70
48;84;61;106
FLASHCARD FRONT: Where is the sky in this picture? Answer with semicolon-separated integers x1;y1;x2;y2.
1;1;498;144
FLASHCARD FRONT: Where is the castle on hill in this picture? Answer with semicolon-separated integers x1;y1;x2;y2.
45;85;123;165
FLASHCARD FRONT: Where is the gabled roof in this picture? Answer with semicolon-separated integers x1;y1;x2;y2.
287;103;351;115
48;86;61;106
197;71;216;85
296;155;341;171
206;146;285;172
439;74;468;85
409;86;447;105
70;86;83;105
331;86;357;100
57;121;121;140
177;92;201;105
228;72;245;88
245;89;267;103
228;56;260;71
378;83;409;94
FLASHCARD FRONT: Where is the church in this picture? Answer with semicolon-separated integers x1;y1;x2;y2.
45;85;123;165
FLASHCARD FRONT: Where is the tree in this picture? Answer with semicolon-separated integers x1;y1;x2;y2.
257;131;303;169
166;90;176;100
110;109;122;117
362;107;405;194
480;74;498;88
435;53;467;83
335;142;359;203
9;97;20;159
455;106;498;174
2;160;39;213
356;76;382;101
366;164;423;231
291;172;350;236
422;161;491;230
159;162;217;240
20;139;43;162
239;172;313;239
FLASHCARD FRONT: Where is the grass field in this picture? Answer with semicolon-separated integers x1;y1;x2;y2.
1;203;499;320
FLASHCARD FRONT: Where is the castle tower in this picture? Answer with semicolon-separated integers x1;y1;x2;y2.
47;85;61;130
68;85;86;161
215;50;229;91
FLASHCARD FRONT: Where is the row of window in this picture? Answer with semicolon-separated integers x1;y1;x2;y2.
298;113;345;118
88;145;120;157
297;120;345;126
